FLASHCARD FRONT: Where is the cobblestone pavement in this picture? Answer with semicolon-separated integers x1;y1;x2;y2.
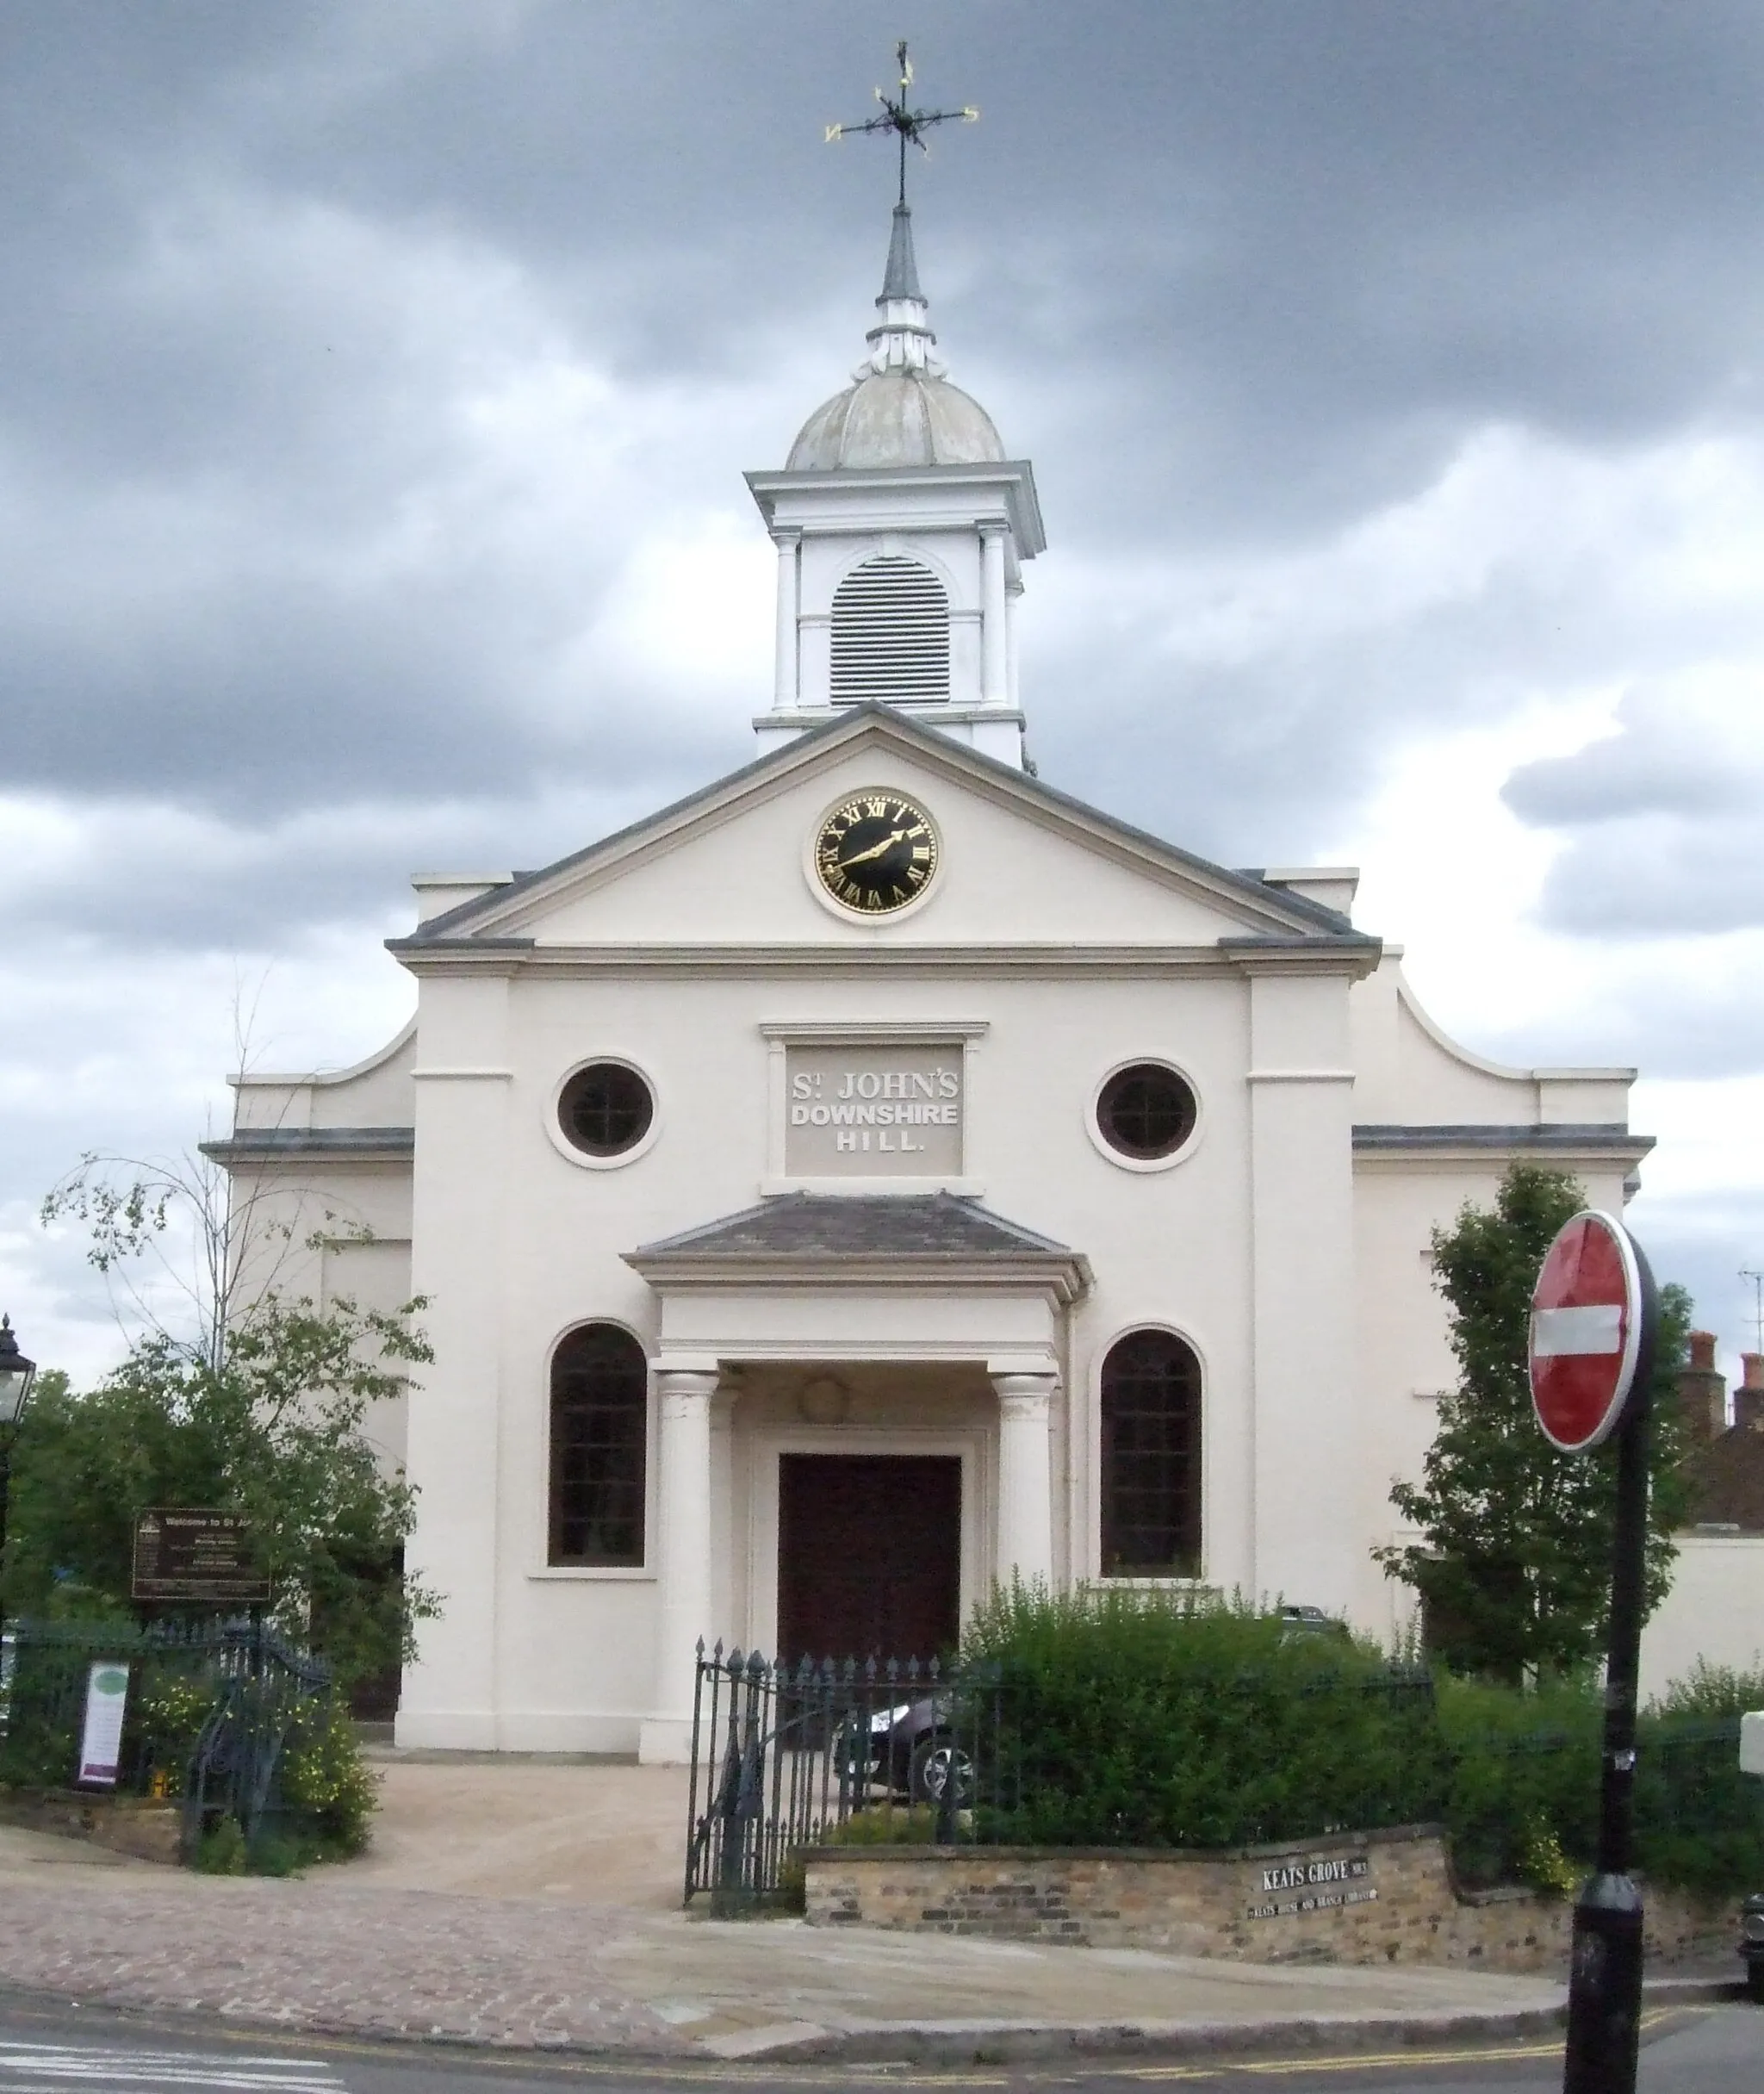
0;1845;1570;2061
0;1860;694;2053
0;1763;1572;2063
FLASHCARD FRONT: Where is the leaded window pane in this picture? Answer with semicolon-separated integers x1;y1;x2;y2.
550;1324;648;1567
1100;1328;1202;1576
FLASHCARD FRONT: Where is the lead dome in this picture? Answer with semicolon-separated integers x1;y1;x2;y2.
786;201;1006;470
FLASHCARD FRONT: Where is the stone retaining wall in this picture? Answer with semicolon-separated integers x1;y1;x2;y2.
0;1788;183;1864
802;1824;1736;1972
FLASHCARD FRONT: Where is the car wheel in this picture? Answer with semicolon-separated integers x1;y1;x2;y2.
1748;1960;1764;2005
908;1732;973;1807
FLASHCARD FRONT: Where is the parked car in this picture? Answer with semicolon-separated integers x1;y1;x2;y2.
843;1693;974;1806
1277;1603;1351;1643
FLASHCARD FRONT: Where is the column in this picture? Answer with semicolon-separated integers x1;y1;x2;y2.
980;522;1008;706
639;1361;718;1764
772;529;800;709
993;1370;1056;1591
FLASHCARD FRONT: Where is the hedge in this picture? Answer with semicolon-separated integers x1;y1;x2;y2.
963;1588;1764;1896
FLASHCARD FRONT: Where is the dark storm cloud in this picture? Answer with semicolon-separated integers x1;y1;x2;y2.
1503;689;1764;936
9;1;1764;861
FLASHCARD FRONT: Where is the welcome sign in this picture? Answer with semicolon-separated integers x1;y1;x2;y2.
785;1043;963;1176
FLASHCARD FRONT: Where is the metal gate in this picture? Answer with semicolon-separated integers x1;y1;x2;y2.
683;1641;1007;1911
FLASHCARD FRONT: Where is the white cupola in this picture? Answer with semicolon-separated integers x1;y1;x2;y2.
748;202;1045;770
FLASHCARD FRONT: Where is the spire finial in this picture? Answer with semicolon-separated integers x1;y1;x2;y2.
825;41;978;210
828;46;974;381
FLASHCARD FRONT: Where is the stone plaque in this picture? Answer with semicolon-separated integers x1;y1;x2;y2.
785;1043;963;1177
1245;1851;1376;1920
132;1507;271;1605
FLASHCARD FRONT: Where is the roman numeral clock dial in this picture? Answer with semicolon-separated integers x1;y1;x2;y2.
813;792;941;915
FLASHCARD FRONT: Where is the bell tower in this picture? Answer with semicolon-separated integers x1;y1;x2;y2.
748;187;1044;769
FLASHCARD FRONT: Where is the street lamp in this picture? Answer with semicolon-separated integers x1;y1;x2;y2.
0;1314;38;1646
0;1317;36;1426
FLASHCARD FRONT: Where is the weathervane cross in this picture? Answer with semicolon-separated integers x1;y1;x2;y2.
826;41;978;208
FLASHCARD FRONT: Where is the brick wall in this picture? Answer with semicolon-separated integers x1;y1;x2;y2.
802;1825;1736;1972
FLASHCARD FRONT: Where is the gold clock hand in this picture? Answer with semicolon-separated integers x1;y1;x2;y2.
836;828;907;871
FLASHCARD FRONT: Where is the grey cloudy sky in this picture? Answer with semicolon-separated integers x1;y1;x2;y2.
4;1;1762;1377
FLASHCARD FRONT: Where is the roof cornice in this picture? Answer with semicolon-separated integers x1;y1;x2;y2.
201;1126;415;1166
1351;1123;1654;1166
624;1248;1093;1305
386;940;1359;980
746;460;1046;557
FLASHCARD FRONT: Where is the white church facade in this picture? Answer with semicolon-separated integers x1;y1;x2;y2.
211;201;1649;1759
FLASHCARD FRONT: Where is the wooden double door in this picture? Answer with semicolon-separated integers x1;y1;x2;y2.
776;1454;962;1665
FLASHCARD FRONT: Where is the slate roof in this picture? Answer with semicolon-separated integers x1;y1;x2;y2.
631;1190;1073;1263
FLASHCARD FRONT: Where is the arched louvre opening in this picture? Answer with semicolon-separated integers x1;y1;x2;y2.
830;554;950;703
1100;1329;1202;1577
549;1323;648;1567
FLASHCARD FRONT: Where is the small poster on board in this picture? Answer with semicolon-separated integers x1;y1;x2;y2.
77;1662;131;1787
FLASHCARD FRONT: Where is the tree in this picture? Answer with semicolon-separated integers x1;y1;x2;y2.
1374;1164;1693;1683
3;1152;441;1686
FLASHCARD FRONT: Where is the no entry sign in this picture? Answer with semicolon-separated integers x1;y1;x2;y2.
1529;1209;1649;1452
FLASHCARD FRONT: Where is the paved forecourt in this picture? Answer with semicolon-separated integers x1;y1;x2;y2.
0;1819;1569;2064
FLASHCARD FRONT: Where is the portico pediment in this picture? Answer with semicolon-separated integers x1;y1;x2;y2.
624;1190;1091;1306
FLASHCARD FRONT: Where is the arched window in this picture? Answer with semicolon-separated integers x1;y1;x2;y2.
549;1324;648;1567
830;554;950;703
1100;1329;1202;1577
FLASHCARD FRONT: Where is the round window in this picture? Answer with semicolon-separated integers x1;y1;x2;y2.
1096;1063;1197;1161
558;1062;654;1158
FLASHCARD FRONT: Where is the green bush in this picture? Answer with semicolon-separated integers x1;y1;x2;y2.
963;1584;1449;1849
196;1815;248;1874
278;1699;378;1855
952;1592;1764;1897
1437;1675;1603;1888
1431;1669;1764;1897
823;1803;941;1846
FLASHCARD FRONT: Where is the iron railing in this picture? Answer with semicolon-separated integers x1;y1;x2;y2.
685;1644;1010;1911
0;1617;332;1857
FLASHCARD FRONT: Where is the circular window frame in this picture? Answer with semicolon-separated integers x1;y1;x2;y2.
801;786;945;928
1085;1057;1203;1173
547;1056;662;1171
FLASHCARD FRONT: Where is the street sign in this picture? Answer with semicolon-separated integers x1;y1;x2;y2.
1531;1212;1662;2094
131;1508;270;1605
1529;1209;1648;1453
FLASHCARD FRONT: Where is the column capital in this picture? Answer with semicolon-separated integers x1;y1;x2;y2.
991;1367;1058;1421
655;1362;721;1415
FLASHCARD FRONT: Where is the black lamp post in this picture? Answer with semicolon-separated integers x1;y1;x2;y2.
0;1314;39;1647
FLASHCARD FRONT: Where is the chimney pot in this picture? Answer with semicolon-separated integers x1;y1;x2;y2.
1688;1330;1718;1371
1737;1354;1764;1432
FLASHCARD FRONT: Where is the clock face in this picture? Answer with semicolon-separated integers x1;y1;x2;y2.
813;791;941;915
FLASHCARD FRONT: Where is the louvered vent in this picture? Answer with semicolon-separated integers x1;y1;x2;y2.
829;555;950;703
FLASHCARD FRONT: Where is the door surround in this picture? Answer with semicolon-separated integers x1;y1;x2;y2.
745;1426;990;1657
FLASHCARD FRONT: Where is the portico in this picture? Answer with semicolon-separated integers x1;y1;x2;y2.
627;1193;1084;1762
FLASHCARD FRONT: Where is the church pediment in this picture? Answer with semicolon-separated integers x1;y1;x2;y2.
388;707;1378;968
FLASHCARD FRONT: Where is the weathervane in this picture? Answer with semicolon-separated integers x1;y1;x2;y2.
826;41;978;208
